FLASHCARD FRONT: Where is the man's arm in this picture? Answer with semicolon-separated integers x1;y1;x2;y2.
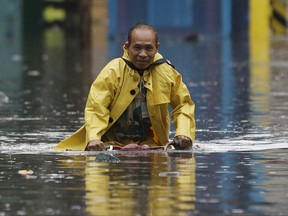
170;71;196;149
84;66;118;149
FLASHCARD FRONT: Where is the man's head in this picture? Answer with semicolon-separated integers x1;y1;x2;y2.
124;23;160;70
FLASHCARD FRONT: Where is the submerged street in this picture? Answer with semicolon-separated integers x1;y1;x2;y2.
0;0;288;215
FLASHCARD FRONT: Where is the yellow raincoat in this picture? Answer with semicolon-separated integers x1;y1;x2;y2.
55;50;195;151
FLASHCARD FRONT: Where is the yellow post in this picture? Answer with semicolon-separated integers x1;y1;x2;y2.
91;0;108;79
249;0;271;126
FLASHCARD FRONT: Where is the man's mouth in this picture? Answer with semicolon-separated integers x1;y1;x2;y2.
137;60;148;65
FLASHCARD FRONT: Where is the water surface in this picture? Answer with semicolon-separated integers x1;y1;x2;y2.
1;12;288;216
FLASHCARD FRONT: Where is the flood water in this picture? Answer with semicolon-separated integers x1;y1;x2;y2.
1;9;288;216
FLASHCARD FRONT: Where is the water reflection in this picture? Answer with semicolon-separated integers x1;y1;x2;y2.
1;150;288;215
84;152;195;215
0;152;196;215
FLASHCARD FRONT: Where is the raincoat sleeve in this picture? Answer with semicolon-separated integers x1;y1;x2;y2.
85;64;118;142
170;70;196;141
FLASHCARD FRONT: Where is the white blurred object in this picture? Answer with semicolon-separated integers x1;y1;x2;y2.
0;91;9;106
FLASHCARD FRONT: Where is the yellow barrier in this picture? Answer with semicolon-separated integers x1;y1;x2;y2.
271;0;287;34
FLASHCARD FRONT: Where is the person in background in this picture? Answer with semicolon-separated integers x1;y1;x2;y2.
55;23;196;151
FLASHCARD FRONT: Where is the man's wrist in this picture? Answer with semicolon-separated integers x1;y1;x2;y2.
88;139;102;144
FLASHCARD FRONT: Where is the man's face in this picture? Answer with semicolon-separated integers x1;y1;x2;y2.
125;28;160;70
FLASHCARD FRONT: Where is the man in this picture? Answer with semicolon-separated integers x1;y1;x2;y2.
55;23;195;151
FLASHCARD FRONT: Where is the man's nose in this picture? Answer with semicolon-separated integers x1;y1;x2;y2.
139;49;147;57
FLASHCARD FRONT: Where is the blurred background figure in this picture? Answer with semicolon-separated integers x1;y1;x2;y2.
0;91;9;106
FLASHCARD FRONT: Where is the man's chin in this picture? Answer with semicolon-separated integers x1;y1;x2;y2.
136;63;149;70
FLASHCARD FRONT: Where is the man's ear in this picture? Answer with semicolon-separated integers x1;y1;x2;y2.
156;42;160;51
124;42;129;50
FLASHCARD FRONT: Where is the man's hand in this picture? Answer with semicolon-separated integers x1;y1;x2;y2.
86;140;105;151
173;135;193;150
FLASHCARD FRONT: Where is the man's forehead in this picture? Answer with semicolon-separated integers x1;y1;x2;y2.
132;41;155;46
131;30;156;44
132;28;155;38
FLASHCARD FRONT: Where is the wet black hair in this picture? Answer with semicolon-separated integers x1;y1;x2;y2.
127;23;159;45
